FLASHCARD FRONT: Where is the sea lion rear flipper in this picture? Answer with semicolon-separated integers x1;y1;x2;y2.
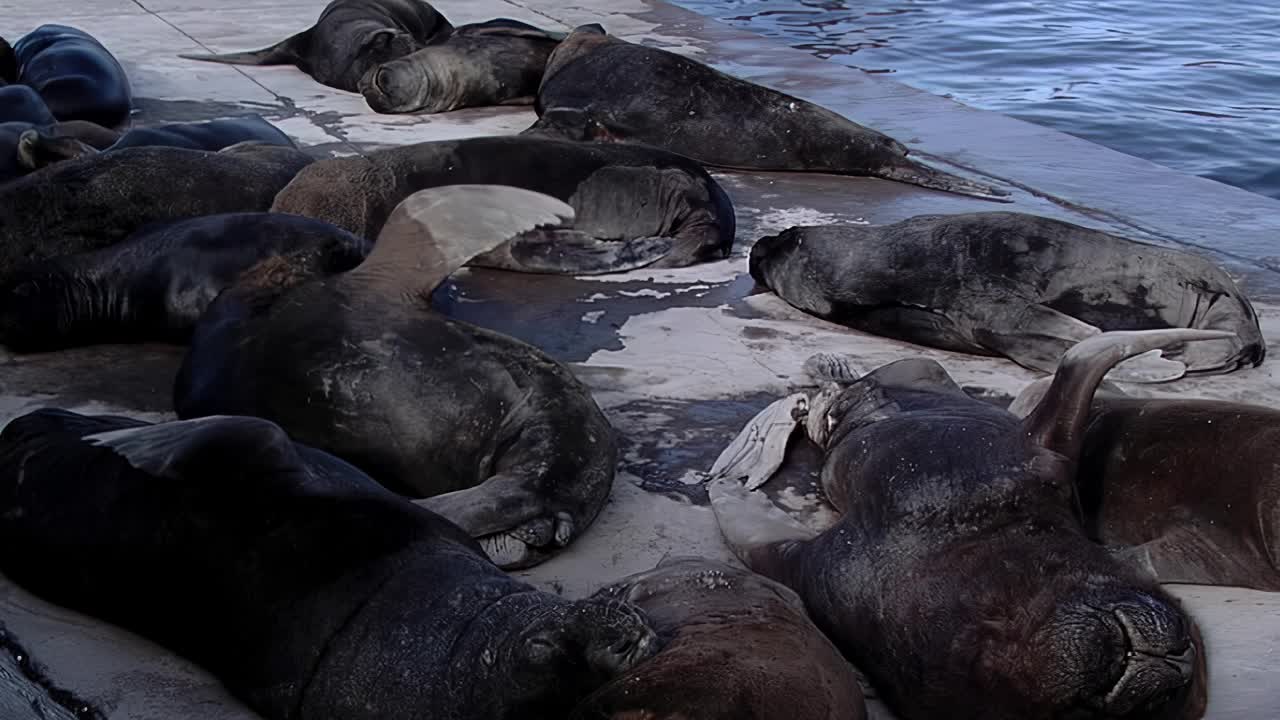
363;185;575;297
177;32;303;66
709;393;807;491
16;128;98;171
708;476;817;580
495;231;670;275
878;156;1011;202
83;415;304;480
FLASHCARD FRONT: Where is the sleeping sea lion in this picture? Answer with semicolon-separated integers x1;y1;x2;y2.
12;24;132;127
360;19;563;114
0;212;370;352
176;186;616;569
178;0;453;92
0;143;314;282
1007;378;1280;592
569;557;867;720
749;212;1264;382
525;24;1007;201
16;114;293;171
707;329;1227;720
0;409;658;720
271;135;735;274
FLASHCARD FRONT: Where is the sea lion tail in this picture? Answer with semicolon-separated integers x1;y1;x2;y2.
878;157;1012;202
1022;329;1235;459
177;34;301;66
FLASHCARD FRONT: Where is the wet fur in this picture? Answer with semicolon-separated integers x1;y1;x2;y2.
0;144;314;282
750;212;1264;375
271;135;735;272
0;409;657;720
12;24;132;128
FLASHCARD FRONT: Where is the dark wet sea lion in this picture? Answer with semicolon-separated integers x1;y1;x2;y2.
1;84;57;181
13;24;132;127
178;0;453;92
177;186;617;568
750;212;1264;382
360;19;562;114
1007;378;1280;592
569;557;867;720
272;135;735;273
0;409;659;720
0;212;370;353
526;25;1007;201
708;329;1227;720
17;114;293;170
0;143;314;282
0;36;16;84
3;118;118;183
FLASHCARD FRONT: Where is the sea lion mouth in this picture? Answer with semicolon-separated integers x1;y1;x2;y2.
1090;603;1195;716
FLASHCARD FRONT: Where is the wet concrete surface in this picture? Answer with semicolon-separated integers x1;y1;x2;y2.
2;0;1279;718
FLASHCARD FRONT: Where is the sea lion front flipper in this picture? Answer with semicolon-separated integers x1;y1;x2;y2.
980;303;1104;374
709;393;807;491
453;18;567;41
487;230;671;275
83;415;303;480
1108;522;1280;591
803;353;863;385
358;185;575;298
708;476;816;581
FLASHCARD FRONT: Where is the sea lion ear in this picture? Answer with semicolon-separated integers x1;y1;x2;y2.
82;416;304;480
371;184;575;296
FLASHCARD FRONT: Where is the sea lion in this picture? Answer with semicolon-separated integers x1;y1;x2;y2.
569;557;867;720
0;212;370;353
1;84;58;181
176;185;616;569
1007;378;1280;592
749;212;1265;382
178;0;454;93
525;24;1007;201
707;329;1227;720
0;143;314;282
12;24;132;127
360;19;563;114
0;409;659;720
0;36;16;84
271;135;735;273
16;114;293;171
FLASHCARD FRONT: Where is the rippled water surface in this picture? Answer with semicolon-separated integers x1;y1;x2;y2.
674;0;1280;199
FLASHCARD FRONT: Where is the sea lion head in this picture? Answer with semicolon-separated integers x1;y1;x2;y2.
358;51;447;114
346;27;418;90
804;358;967;448
494;595;659;713
981;575;1201;719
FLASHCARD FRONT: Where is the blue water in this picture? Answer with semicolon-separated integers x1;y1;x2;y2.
674;0;1280;199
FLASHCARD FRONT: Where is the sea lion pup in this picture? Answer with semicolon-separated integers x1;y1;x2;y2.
0;409;659;720
750;212;1265;382
176;186;616;569
16;114;294;170
0;212;370;353
707;329;1229;720
568;557;867;720
0;143;314;282
525;24;1008;201
271;135;735;273
178;0;453;92
12;24;132;128
1007;378;1280;592
359;19;563;114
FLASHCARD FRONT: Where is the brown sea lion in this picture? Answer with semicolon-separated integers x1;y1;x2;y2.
178;0;453;92
569;557;867;720
525;24;1008;201
1008;378;1280;592
707;329;1226;720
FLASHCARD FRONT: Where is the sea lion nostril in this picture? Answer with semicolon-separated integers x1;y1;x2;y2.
374;67;391;94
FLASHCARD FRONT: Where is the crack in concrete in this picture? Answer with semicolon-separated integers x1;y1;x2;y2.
0;622;105;720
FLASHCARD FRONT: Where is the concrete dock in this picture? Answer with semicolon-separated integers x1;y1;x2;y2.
2;0;1278;717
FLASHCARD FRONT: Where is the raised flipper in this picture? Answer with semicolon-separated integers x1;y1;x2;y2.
83;415;303;480
470;229;671;275
708;393;806;491
177;33;303;67
347;184;575;301
874;155;1011;202
413;472;575;569
980;304;1189;383
16;128;98;171
708;476;816;582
